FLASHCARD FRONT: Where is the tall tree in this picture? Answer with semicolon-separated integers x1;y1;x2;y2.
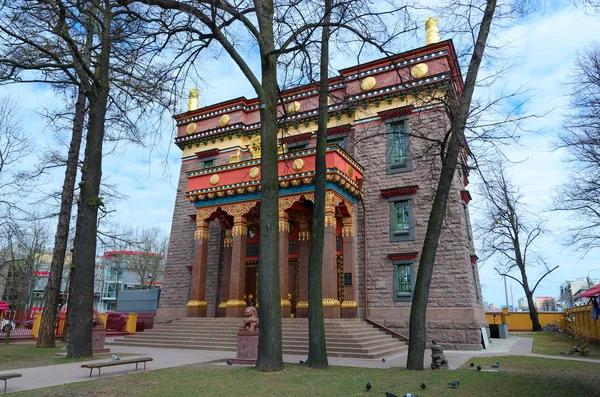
305;0;332;370
406;0;498;370
0;0;174;357
555;45;600;254
478;160;558;330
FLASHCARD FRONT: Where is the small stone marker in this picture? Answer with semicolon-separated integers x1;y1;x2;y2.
430;344;449;369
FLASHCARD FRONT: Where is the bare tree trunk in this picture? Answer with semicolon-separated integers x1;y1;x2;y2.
255;0;283;371
37;88;86;348
520;269;541;331
306;0;332;370
406;0;497;370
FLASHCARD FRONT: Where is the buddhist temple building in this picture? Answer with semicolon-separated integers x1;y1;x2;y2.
158;24;488;349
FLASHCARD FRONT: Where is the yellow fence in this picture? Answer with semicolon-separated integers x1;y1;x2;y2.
486;311;564;332
565;304;600;343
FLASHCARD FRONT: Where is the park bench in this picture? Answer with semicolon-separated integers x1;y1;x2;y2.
0;373;22;394
81;356;153;378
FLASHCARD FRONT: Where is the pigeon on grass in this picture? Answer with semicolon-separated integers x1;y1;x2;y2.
420;383;426;389
492;362;499;368
226;359;232;366
366;381;372;391
384;392;398;397
476;365;482;371
448;381;460;388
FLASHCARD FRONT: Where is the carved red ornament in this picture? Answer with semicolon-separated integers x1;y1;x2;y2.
281;132;312;144
377;105;414;120
195;148;220;159
327;124;352;136
460;190;472;204
388;252;418;261
380;185;418;198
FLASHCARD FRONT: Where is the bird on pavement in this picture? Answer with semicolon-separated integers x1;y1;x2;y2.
366;381;372;391
381;358;386;362
385;392;398;397
448;381;460;388
492;362;500;368
226;359;232;366
420;383;426;389
469;363;474;367
477;365;482;371
112;355;120;361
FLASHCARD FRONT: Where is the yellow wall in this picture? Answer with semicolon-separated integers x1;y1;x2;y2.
485;311;565;331
565;304;600;342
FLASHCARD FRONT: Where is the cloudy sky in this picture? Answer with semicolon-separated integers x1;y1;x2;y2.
1;3;599;308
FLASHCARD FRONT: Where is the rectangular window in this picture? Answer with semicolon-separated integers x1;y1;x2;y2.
463;204;471;241
394;201;410;232
386;119;411;173
393;260;414;301
472;264;480;302
203;159;214;169
389;196;414;241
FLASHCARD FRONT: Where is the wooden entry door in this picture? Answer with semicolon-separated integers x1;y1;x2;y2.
245;263;258;306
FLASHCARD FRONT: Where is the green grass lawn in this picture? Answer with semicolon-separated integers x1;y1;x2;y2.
0;343;136;371
9;355;600;397
515;331;600;358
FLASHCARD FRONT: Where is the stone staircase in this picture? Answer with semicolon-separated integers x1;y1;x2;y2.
108;317;407;359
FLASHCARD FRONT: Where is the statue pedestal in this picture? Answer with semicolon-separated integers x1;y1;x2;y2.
92;327;110;353
230;330;258;365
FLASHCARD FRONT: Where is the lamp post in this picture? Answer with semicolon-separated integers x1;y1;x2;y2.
587;268;600;289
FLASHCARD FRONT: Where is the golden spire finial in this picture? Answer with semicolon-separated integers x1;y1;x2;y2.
188;88;199;111
424;16;440;45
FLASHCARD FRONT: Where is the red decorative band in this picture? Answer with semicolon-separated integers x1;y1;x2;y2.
389;252;418;261
470;255;478;264
327;124;352;136
381;185;418;198
460;190;472;204
378;105;414;120
195;148;220;159
281;132;312;144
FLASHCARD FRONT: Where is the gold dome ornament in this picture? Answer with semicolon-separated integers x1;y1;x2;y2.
209;174;219;185
249;167;260;179
287;101;301;114
360;76;376;91
186;122;197;135
410;63;429;79
292;158;304;171
218;114;230;127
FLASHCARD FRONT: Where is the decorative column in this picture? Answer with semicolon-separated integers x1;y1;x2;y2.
217;229;233;317
187;209;211;317
279;210;291;318
295;214;310;318
341;213;358;318
322;192;341;318
226;215;248;317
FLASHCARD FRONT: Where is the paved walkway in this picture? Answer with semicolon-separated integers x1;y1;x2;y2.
2;336;600;394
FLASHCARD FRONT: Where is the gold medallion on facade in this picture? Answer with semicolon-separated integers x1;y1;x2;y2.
186;122;197;134
209;174;219;185
287;101;301;114
410;63;429;79
249;167;260;179
292;158;304;171
218;114;230;127
360;76;376;91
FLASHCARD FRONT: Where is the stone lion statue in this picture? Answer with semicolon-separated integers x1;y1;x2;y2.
240;306;259;331
92;308;104;328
